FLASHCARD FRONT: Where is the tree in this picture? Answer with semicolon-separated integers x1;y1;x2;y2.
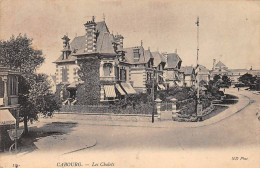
213;74;221;82
221;75;231;87
0;34;59;134
238;73;256;86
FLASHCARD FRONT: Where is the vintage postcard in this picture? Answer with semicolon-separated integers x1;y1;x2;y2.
0;0;260;168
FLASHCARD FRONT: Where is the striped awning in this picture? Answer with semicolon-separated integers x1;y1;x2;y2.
0;109;16;126
115;84;125;95
158;84;165;90
67;81;82;89
121;82;136;94
104;85;116;98
67;82;77;89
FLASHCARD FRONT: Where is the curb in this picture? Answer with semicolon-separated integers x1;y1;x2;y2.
62;138;97;155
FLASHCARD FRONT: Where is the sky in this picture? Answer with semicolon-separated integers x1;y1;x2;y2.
1;0;260;75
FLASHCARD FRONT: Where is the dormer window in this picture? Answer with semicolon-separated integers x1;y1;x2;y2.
133;47;140;62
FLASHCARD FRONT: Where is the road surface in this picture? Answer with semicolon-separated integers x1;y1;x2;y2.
1;87;260;167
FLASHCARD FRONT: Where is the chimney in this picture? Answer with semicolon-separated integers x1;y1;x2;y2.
133;47;140;62
162;52;168;67
84;16;97;53
175;48;177;54
61;35;71;60
115;34;124;49
213;58;216;70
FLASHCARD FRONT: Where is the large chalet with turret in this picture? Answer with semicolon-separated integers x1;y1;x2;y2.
53;17;185;105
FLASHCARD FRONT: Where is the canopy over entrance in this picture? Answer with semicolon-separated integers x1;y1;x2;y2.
0;109;15;126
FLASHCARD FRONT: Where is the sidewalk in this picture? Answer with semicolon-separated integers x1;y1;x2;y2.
52;88;251;129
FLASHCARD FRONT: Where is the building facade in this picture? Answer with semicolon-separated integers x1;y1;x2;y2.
54;17;136;105
123;45;154;93
179;66;195;87
163;53;182;88
211;60;260;84
0;65;20;151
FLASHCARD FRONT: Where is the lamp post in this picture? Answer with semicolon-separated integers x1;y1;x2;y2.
152;68;155;123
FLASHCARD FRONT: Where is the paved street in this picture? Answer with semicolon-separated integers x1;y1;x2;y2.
1;87;260;168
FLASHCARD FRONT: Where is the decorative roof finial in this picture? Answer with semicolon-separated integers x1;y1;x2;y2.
141;40;143;47
92;16;95;22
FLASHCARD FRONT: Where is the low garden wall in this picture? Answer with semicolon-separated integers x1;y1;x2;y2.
58;102;154;115
54;112;156;122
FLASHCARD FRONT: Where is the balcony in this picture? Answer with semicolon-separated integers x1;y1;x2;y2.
0;96;18;107
100;76;117;82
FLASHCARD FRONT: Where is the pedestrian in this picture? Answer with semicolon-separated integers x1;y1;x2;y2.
238;87;240;92
224;88;225;92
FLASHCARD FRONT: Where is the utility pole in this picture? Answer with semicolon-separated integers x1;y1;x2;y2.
195;16;201;116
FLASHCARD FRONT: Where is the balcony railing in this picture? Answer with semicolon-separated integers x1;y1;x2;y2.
0;96;18;107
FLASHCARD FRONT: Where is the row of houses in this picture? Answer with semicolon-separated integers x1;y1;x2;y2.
53;17;260;105
53;17;206;104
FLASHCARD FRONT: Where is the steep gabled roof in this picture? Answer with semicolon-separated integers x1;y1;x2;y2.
165;53;182;69
96;21;109;33
215;61;227;68
123;46;153;64
54;21;116;63
179;66;194;75
96;32;115;54
151;51;166;67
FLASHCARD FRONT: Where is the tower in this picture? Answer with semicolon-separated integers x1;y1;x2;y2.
61;35;71;60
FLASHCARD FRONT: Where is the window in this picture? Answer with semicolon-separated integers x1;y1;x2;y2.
73;68;77;76
116;67;120;80
62;68;68;82
8;76;17;95
103;63;113;76
120;69;126;81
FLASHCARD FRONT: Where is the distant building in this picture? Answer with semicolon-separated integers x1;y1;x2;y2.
179;66;195;87
151;51;166;90
211;60;260;84
197;65;211;83
123;45;154;93
163;53;182;88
